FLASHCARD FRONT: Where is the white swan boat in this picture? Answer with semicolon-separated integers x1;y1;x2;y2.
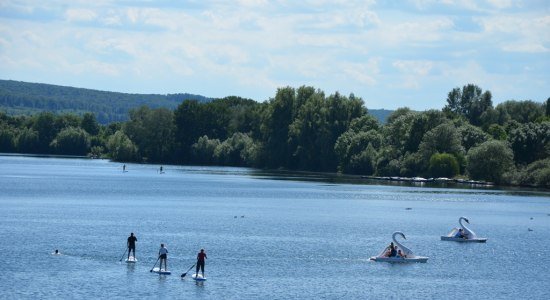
441;217;487;243
370;232;428;263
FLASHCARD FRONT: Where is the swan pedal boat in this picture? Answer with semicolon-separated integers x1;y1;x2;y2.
441;217;487;243
370;231;428;263
370;256;428;263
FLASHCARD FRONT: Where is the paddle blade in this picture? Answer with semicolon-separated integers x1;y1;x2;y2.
181;272;187;278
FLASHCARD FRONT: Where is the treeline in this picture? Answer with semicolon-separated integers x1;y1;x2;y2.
0;84;549;187
0;80;210;124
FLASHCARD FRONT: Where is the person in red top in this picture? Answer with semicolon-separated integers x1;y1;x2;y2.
195;249;207;277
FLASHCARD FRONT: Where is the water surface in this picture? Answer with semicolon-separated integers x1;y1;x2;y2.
0;156;549;299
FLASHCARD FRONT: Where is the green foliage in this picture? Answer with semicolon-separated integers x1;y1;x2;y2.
429;153;459;178
124;106;175;163
191;136;221;165
404;110;447;153
16;128;40;153
507;122;550;165
511;158;550;187
0;126;16;152
107;130;138;162
486;124;507;140
467;140;514;183
347;144;377;175
495;100;545;124
418;123;464;162
81;113;100;135
457;123;491;151
214;132;257;166
50;127;90;155
335;130;381;173
444;84;493;126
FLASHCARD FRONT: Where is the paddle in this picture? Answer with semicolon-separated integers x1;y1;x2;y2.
119;248;128;262
149;256;160;272
180;263;196;278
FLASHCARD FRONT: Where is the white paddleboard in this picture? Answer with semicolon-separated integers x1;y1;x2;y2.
191;274;207;281
152;267;171;275
126;256;137;263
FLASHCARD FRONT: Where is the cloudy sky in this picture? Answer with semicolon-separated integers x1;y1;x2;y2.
0;0;548;109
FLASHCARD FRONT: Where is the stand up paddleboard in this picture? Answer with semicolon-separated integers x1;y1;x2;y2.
151;267;171;275
191;274;207;281
125;256;137;263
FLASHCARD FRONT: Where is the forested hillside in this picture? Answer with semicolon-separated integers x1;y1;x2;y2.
0;80;210;123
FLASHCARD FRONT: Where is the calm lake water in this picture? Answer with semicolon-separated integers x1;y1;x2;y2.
0;155;549;299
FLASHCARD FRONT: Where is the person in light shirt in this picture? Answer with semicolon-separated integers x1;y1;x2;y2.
158;244;168;271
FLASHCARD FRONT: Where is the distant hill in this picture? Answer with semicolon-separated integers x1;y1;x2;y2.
0;79;394;124
368;109;393;124
0;80;211;124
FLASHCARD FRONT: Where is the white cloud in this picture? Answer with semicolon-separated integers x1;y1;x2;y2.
502;43;548;53
393;60;434;76
65;8;97;22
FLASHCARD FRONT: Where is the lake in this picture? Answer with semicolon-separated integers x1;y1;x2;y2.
0;155;549;299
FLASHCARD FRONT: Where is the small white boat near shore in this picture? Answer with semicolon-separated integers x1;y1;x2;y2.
370;231;428;263
441;217;487;243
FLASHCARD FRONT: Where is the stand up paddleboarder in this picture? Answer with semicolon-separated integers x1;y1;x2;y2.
127;232;137;259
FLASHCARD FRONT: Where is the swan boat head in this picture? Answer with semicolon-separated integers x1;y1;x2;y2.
459;216;478;239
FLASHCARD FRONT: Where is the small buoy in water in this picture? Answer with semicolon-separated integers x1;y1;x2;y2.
530;217;534;220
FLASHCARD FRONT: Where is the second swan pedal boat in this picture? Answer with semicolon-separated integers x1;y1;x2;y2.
441;216;487;243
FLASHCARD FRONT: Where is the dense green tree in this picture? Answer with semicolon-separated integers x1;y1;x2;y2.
191;135;221;165
335;130;381;173
261;87;296;168
106;130;138;162
429;153;460;178
507;122;550;165
0;126;16;152
486;124;507;140
457;123;491;151
467;140;514;183
125;106;175;162
496;100;545;124
50;127;90;155
31;112;57;153
418;123;464;163
382;111;416;152
347;144;377;175
511;158;550;187
214;132;256;166
81;112;100;135
444;84;492;126
16;128;40;153
404;110;447;153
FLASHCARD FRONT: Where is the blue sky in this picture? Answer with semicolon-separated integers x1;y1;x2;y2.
0;0;548;110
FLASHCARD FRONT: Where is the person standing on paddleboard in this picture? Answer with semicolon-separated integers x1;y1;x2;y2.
196;249;207;277
127;232;137;259
159;244;168;271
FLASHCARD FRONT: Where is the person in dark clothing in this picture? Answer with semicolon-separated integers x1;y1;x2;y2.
195;249;207;277
127;232;137;259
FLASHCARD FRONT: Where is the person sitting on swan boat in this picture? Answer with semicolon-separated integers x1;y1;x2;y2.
384;242;394;257
397;249;406;258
